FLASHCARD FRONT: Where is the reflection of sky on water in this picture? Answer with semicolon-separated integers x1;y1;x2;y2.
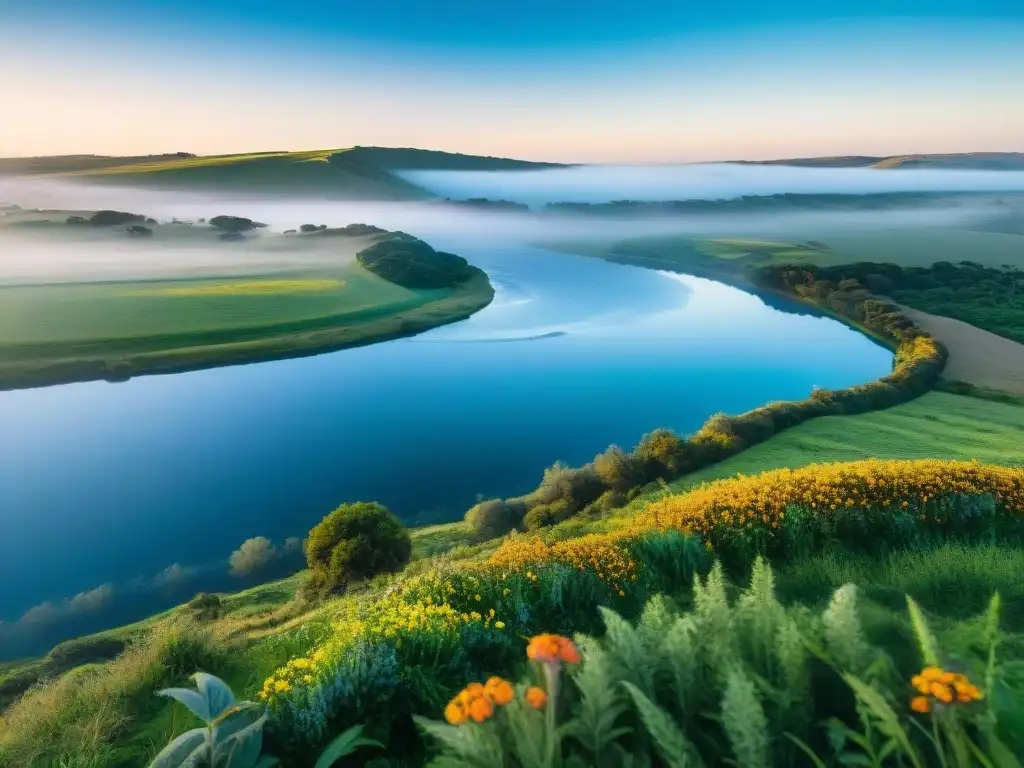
0;228;891;656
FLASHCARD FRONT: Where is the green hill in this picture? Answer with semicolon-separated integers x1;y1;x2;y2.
0;146;564;200
733;152;1024;170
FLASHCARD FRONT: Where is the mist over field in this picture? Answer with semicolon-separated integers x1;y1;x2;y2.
400;164;1024;205
0;175;1013;284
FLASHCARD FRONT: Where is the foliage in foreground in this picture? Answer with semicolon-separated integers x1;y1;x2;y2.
150;672;274;768
254;460;1023;763
416;561;1024;767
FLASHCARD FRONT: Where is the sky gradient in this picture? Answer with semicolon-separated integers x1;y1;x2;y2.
3;0;1024;162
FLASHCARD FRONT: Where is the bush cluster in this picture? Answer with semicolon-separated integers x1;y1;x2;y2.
356;235;476;289
303;502;412;597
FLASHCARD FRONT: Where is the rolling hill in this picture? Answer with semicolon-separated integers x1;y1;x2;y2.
732;152;1024;170
0;146;565;200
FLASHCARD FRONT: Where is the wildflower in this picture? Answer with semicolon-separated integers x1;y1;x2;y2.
474;594;481;602
911;696;931;713
555;635;581;664
526;686;548;709
468;695;494;722
910;666;983;712
484;676;514;705
444;698;468;725
273;679;291;694
495;621;505;630
527;633;561;663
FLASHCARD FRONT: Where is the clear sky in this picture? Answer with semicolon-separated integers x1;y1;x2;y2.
2;0;1023;162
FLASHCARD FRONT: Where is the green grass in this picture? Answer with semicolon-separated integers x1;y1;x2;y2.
775;543;1024;631
0;266;493;390
657;392;1024;495
802;228;1024;269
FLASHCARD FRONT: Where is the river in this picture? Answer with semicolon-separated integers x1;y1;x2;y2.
0;225;891;655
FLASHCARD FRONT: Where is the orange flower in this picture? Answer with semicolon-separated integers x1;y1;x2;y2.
460;682;485;702
444;698;468;725
527;633;580;665
484;676;514;705
911;696;931;714
526;686;548;710
930;682;954;704
527;634;562;663
555;636;581;665
468;694;495;723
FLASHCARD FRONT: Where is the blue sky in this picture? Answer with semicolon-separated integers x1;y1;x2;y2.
2;0;1023;160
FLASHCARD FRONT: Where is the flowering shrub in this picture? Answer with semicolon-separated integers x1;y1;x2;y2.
415;560;1022;768
633;459;1024;563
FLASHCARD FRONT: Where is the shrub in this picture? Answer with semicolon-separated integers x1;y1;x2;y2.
89;210;145;226
592;445;643;491
304;502;412;595
523;499;575;531
209;215;262;233
187;593;222;621
632;428;688;479
465;499;524;541
531;462;604;510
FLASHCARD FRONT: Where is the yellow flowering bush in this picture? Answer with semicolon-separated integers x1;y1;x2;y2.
632;459;1024;554
485;533;636;592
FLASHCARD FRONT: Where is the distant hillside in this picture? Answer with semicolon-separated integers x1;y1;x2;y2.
0;147;564;200
734;152;1024;170
542;190;1000;216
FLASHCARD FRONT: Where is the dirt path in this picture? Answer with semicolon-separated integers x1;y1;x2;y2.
899;306;1024;395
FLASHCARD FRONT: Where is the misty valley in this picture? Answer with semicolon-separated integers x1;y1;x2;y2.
2;148;1024;767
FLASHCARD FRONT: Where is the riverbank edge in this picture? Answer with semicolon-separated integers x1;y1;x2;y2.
469;240;949;531
0;269;495;391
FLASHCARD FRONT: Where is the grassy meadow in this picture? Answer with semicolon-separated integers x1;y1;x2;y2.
0;220;495;389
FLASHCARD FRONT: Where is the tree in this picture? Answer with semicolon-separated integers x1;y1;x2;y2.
304;502;411;595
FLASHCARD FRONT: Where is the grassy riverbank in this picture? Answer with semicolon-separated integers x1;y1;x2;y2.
0;216;494;389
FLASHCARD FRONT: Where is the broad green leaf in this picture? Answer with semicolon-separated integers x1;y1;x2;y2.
622;681;705;768
157;688;212;723
212;703;263;742
843;673;923;768
313;725;385;768
905;597;939;667
194;673;237;720
215;711;266;767
147;727;207;768
252;758;280;768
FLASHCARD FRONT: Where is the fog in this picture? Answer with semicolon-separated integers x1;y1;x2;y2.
399;164;1024;206
0;175;1014;283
